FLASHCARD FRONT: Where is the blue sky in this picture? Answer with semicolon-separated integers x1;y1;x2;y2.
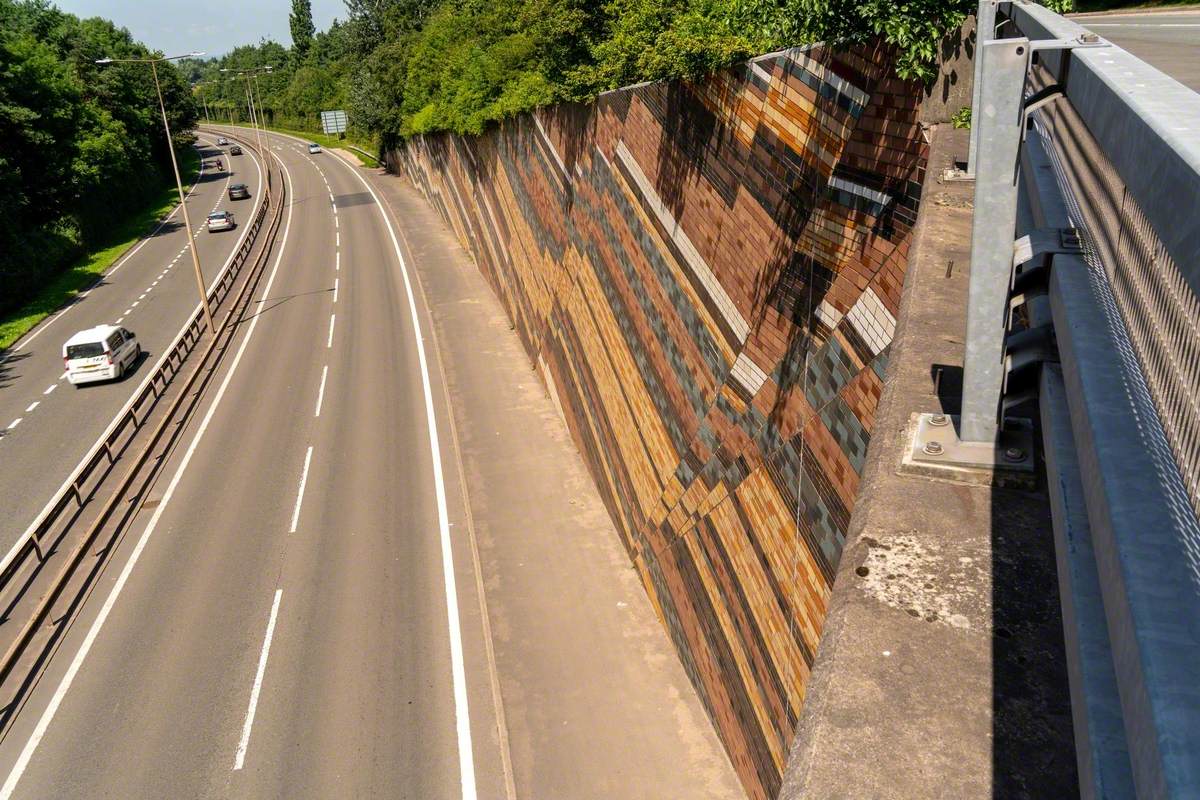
53;0;347;58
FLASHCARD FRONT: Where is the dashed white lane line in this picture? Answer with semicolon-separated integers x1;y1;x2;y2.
43;384;56;395
333;278;339;303
123;308;132;315
7;419;21;430
131;301;139;308
314;365;328;418
326;314;336;349
335;216;339;229
24;403;38;413
0;152;294;800
289;446;314;534
138;293;146;300
115;317;125;325
336;232;340;247
335;252;340;271
59;372;67;380
233;589;283;771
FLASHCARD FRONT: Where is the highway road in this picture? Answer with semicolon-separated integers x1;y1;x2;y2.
0;129;508;799
0;133;266;556
0;127;743;799
1073;9;1200;91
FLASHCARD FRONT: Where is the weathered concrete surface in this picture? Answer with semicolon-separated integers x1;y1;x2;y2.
779;126;1078;799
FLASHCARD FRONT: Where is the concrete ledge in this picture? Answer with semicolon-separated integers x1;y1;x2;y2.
779;126;1077;799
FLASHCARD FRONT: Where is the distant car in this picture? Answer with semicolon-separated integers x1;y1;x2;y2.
228;183;249;200
216;136;229;146
230;144;242;155
308;143;321;154
63;325;140;386
207;211;236;232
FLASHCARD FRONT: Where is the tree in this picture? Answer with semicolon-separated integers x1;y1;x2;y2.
290;0;315;60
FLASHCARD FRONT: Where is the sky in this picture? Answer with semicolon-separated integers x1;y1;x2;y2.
52;0;347;58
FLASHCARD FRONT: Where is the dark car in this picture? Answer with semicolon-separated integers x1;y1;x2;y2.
230;145;242;155
228;183;250;201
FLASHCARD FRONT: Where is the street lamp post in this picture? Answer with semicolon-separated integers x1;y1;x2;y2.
221;67;273;167
97;52;215;336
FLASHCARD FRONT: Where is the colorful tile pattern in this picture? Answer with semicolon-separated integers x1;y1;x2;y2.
389;42;927;799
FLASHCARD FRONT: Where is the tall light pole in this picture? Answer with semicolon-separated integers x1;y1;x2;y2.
221;66;273;167
97;52;215;335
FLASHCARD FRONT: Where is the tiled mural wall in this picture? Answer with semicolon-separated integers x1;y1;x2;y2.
389;42;927;799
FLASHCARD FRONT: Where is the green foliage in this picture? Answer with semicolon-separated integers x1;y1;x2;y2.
290;0;315;60
951;105;971;129
0;0;197;318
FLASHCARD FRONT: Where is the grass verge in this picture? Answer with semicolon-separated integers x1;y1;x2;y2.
0;148;201;351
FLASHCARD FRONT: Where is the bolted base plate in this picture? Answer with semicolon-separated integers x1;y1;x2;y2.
940;167;976;183
901;413;1036;487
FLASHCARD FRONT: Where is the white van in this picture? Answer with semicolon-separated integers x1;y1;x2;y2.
63;325;141;386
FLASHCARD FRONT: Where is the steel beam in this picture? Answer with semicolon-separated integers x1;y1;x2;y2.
959;38;1030;444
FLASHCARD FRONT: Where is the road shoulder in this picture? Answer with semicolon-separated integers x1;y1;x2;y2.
353;155;744;799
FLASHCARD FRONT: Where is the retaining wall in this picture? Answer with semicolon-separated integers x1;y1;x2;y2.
388;43;927;799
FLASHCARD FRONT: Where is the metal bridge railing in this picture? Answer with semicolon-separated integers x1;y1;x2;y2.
907;2;1200;797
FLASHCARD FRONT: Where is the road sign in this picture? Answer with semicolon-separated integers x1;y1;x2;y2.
320;110;348;135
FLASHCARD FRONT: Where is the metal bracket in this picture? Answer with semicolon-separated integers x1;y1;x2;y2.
904;413;1035;482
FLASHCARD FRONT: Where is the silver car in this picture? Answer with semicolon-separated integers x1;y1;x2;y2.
206;211;235;232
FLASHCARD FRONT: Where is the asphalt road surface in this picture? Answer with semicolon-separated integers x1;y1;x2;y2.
0;134;266;557
0;129;742;800
1073;10;1200;91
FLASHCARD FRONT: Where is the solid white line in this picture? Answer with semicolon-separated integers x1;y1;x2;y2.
42;384;56;395
0;152;295;800
290;127;479;798
333;278;339;303
289;446;313;534
327;314;336;348
25;402;39;413
234;589;283;771
315;365;328;417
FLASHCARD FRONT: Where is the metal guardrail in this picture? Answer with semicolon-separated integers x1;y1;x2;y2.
0;130;285;704
922;2;1200;798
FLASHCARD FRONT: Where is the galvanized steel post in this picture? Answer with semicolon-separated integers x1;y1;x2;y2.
960;38;1030;443
967;0;1000;176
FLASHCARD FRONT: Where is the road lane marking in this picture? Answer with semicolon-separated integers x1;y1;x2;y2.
58;372;67;380
124;309;132;315
43;385;56;395
335;216;339;229
6;419;20;430
0;135;231;359
25;403;38;413
317;132;479;799
0;151;295;800
336;232;340;247
289;446;313;534
315;365;328;417
327;314;336;348
115;317;124;324
335;251;340;271
333;278;339;303
234;589;283;770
